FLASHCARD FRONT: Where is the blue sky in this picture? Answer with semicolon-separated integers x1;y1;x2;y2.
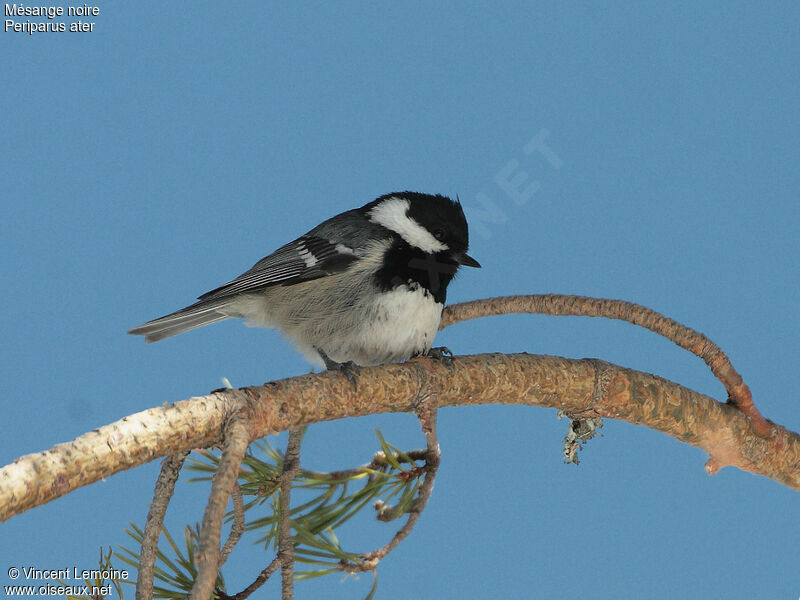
1;3;798;598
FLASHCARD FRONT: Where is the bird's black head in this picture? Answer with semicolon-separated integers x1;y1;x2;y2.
366;191;480;304
365;191;480;268
406;192;470;255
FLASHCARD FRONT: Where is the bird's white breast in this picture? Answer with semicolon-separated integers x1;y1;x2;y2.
332;283;444;365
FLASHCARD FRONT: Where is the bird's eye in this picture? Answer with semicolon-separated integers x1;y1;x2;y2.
432;228;446;241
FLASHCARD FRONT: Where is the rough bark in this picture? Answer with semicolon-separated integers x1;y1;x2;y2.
441;295;771;435
1;353;798;523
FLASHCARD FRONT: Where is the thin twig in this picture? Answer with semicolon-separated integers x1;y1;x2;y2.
218;482;245;568
313;449;429;481
442;295;772;436
190;412;251;600
222;441;430;596
217;556;281;600
279;428;303;600
136;450;189;600
353;406;441;571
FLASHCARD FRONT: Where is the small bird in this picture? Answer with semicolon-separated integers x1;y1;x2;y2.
128;192;480;372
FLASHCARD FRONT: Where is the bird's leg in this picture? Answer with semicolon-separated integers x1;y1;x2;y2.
316;347;360;386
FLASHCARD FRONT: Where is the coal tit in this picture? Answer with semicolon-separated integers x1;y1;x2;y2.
128;192;480;370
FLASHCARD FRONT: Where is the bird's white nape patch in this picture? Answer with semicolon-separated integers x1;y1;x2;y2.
368;197;448;253
296;242;318;267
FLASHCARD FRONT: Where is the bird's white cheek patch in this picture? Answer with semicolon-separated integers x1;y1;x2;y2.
369;197;448;253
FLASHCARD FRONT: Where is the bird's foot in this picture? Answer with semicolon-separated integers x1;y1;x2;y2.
317;348;361;386
331;360;361;386
423;346;455;367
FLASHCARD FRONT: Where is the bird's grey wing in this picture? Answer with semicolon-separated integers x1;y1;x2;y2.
196;234;359;302
127;234;359;342
128;209;381;343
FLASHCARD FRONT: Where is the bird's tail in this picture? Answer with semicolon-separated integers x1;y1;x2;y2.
128;299;232;343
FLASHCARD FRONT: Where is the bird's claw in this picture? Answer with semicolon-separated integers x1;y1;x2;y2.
334;360;361;386
425;346;455;367
317;347;360;387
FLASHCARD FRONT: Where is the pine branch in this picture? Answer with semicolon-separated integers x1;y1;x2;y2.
3;352;797;524
190;412;251;600
278;428;303;600
351;404;441;572
441;295;771;435
3;293;791;600
136;450;190;600
218;482;245;568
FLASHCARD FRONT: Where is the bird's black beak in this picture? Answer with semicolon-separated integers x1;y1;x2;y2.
457;253;481;268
